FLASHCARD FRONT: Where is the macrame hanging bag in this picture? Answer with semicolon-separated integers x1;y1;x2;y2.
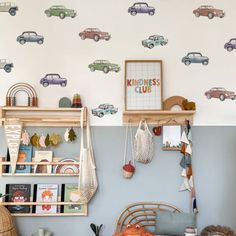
134;120;154;164
78;108;98;203
123;123;135;179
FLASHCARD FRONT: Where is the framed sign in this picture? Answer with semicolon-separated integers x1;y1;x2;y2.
125;60;163;111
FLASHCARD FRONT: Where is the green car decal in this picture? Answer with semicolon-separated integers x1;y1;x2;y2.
45;5;77;19
88;60;120;73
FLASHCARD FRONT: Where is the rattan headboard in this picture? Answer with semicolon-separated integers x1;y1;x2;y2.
115;202;182;233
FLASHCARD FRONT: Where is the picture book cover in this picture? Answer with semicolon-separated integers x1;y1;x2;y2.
33;184;58;214
34;151;53;173
61;183;87;214
5;184;31;213
9;144;33;173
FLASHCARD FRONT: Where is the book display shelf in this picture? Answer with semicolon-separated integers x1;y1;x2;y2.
0;106;87;217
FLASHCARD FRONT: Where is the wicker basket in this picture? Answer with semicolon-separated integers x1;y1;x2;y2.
0;206;18;236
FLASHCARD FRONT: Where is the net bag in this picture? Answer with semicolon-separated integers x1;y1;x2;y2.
134;120;154;164
78;108;98;203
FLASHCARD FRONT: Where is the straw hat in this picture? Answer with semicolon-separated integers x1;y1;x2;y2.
0;206;18;236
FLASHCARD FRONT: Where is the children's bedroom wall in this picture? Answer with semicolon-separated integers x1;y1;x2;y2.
1;0;236;236
0;0;236;125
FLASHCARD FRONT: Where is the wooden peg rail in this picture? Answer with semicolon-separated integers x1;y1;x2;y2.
123;110;195;125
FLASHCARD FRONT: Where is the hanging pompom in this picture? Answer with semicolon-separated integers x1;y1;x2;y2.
21;130;30;145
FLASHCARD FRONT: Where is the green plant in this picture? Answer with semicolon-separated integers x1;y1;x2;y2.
90;223;103;236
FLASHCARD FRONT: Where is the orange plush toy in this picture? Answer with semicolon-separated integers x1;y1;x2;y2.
113;224;155;236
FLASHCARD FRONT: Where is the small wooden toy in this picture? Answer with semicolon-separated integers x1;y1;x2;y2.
182;99;196;110
71;93;82;108
6;82;38;107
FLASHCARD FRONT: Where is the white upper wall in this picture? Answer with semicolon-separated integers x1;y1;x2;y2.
0;0;235;125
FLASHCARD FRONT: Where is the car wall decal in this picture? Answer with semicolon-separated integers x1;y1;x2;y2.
91;104;118;118
0;59;14;73
205;87;236;101
142;35;168;49
224;38;236;52
182;52;209;66
128;2;155;16
193;5;225;19
44;5;77;19
17;31;44;45
40;74;67;87
0;2;18;16
88;60;120;73
79;28;111;42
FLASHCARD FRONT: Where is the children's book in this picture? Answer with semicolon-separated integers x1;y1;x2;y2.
61;183;86;214
33;184;58;214
9;145;33;173
34;151;53;173
5;184;31;213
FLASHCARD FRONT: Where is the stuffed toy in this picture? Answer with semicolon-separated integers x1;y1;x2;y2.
182;99;196;110
113;224;155;236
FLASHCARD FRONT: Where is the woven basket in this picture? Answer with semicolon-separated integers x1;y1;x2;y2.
0;206;18;236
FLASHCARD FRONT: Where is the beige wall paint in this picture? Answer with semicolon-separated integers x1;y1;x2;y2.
0;0;235;125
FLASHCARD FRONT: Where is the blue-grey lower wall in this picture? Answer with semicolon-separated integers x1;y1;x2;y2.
0;126;236;236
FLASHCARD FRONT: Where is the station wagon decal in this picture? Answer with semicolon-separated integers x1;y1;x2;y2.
0;59;14;73
0;2;18;16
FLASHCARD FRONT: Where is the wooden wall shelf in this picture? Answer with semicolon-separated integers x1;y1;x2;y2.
123;110;195;125
0;106;87;127
0;159;80;177
0;201;88;217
